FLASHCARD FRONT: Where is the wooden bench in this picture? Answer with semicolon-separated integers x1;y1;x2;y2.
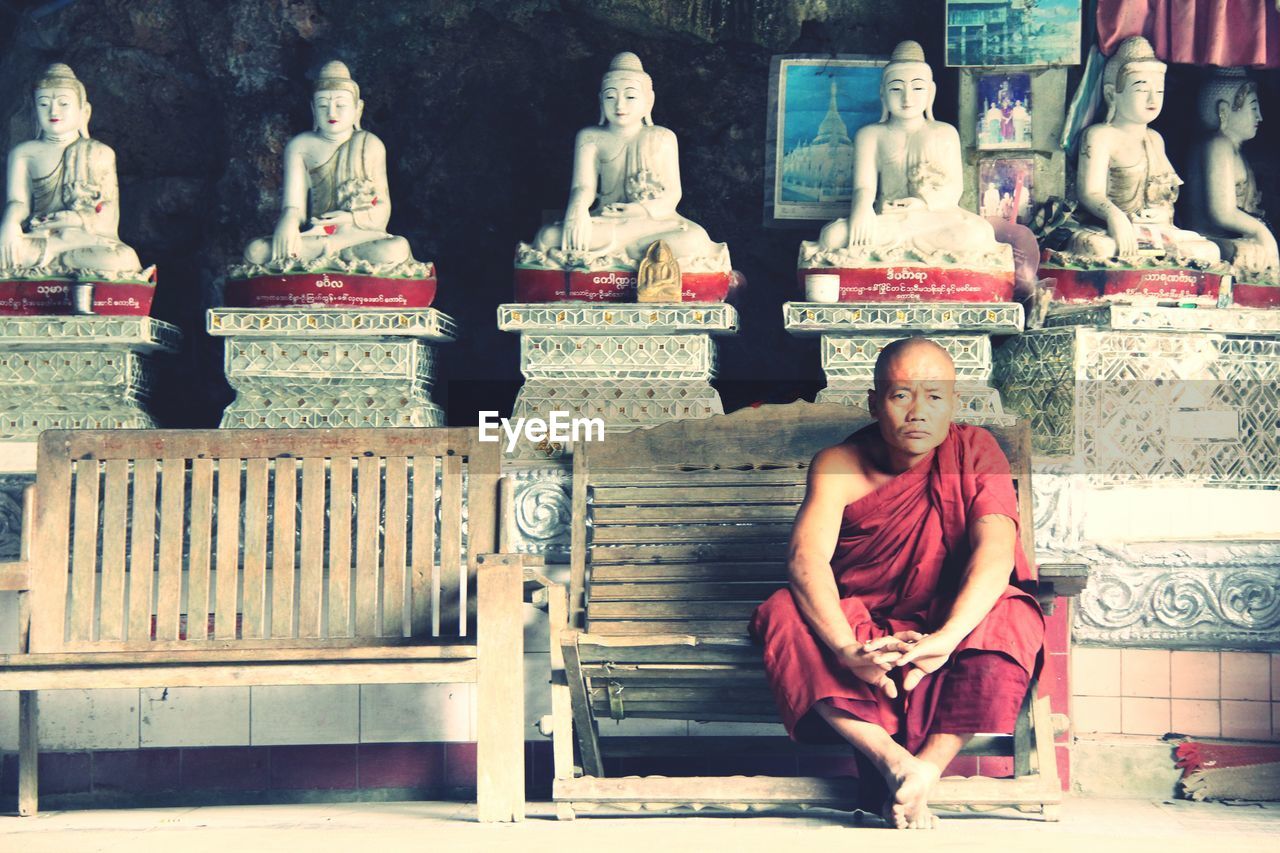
544;402;1086;820
0;428;529;821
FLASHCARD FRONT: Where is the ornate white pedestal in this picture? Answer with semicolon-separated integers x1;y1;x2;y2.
498;303;738;440
0;315;181;557
207;308;457;429
0;315;181;437
497;303;738;559
996;304;1280;650
783;302;1023;424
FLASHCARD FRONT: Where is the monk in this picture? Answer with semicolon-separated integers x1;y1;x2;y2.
750;337;1043;830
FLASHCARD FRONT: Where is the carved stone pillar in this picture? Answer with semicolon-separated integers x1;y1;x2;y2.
207;308;457;428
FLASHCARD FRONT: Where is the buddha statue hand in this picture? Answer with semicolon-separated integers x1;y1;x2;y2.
599;202;648;218
31;209;84;230
271;219;303;264
1106;209;1139;259
0;221;22;268
308;210;356;231
562;204;593;253
847;202;877;248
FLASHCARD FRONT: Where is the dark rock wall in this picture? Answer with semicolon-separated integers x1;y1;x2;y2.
0;1;1273;426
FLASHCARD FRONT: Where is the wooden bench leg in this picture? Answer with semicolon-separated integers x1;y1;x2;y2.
18;690;37;816
476;554;525;822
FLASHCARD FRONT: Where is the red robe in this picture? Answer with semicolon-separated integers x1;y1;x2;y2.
750;423;1044;753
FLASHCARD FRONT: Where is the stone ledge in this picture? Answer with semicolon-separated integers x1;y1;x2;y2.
783;301;1024;334
0;316;181;352
498;303;738;334
1046;304;1280;334
207;308;458;342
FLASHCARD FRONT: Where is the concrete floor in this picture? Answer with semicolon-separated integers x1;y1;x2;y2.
2;797;1278;853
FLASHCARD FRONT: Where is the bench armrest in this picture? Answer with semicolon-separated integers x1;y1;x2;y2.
0;562;30;592
1036;558;1091;614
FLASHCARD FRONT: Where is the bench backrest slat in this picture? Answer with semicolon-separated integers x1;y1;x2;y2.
99;458;131;641
382;456;409;638
29;428;499;653
326;455;354;638
186;458;215;641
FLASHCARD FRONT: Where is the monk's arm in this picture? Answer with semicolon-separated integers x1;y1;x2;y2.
935;513;1017;643
785;449;858;654
894;512;1016;689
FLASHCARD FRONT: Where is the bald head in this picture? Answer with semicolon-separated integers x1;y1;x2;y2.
873;337;956;391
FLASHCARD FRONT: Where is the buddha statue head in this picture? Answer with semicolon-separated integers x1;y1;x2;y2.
598;52;654;128
312;60;364;137
879;41;935;123
1198;68;1261;143
33;63;91;140
1102;36;1166;125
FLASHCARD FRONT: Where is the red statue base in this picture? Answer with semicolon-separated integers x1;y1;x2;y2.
225;268;438;309
0;278;155;316
1043;263;1228;304
794;265;1014;303
513;266;735;303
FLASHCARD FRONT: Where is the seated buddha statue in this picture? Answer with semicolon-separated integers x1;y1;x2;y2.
1055;36;1219;265
1185;68;1277;279
803;41;1008;268
243;61;415;271
0;64;145;278
519;52;730;273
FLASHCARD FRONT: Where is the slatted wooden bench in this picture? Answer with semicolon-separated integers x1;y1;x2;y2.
544;402;1086;820
0;428;528;821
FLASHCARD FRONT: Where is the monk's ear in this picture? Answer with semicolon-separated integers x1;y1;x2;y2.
866;387;880;417
355;98;365;131
924;80;937;122
81;100;92;138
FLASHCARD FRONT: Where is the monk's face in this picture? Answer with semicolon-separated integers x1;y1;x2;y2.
601;77;652;128
868;346;957;461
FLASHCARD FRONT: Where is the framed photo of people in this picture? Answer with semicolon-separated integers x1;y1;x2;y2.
976;72;1032;149
979;156;1035;225
765;54;887;224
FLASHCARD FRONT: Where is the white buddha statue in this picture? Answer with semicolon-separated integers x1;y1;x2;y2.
1185;68;1277;279
242;61;420;273
517;52;730;273
801;41;1009;269
1057;36;1219;265
0;64;145;279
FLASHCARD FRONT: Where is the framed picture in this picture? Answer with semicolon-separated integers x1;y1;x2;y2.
979;157;1035;224
976;72;1032;149
946;0;1082;67
765;55;887;224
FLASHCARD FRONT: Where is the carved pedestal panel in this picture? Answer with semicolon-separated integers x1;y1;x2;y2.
0;316;180;437
207;308;457;429
996;305;1280;649
784;301;1023;424
498;304;738;455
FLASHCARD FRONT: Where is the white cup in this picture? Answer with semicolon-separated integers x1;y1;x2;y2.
805;273;841;303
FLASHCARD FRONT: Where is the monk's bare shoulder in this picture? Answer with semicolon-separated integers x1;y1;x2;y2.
808;439;876;506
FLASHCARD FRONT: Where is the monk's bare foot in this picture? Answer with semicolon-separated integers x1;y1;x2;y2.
882;755;941;829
